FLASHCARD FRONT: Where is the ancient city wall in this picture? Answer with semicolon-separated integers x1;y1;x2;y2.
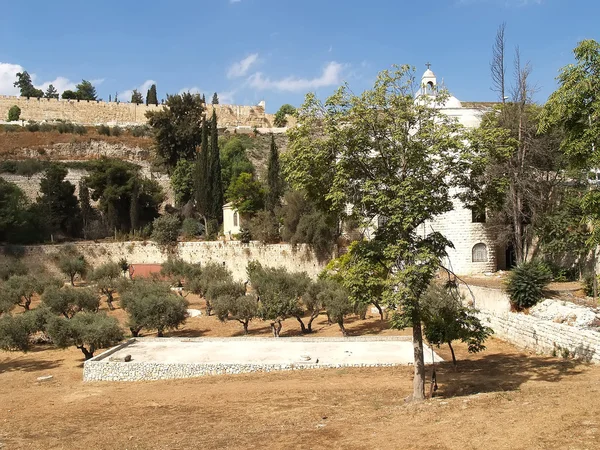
0;95;277;127
17;240;326;281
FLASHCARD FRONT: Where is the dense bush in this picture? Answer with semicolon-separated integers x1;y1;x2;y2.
97;124;110;136
111;126;122;137
131;125;151;137
186;262;233;315
181;217;201;239
8;105;21;121
151;214;181;246
249;210;280;244
506;261;552;311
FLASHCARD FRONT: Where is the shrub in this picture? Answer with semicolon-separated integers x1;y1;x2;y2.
151;214;181;246
39;123;55;132
26;122;40;132
73;125;87;135
249;210;280;244
8;105;21;121
181;218;200;239
506;261;552;311
239;227;251;244
111;126;122;137
187;262;233;316
583;274;599;297
131;125;150;137
57;122;75;134
97;124;110;136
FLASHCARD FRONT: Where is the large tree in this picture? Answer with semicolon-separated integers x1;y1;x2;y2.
75;80;97;101
212;92;219;105
44;84;59;99
284;65;465;400
131;89;144;105
208;109;224;221
146;84;158;106
13;71;43;98
146;93;204;169
37;165;82;238
194;116;211;228
274;104;296;127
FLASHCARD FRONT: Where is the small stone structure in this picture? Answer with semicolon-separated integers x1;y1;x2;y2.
83;336;443;382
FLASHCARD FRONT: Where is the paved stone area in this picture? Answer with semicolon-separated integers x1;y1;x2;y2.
84;337;443;381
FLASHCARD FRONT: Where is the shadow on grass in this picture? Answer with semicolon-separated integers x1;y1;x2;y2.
435;352;587;398
0;355;62;373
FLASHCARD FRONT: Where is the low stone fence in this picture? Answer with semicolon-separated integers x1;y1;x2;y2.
465;285;600;362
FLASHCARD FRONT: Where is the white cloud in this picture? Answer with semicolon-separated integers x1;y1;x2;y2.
0;61;103;96
248;61;345;92
218;90;235;104
0;63;24;96
227;53;259;79
119;79;156;102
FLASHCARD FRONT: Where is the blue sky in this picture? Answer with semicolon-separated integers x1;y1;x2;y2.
0;0;598;112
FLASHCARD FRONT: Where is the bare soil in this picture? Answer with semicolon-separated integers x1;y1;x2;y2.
2;294;600;449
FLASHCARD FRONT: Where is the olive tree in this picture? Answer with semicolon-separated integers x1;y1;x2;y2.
421;283;494;366
318;280;353;336
212;294;258;334
187;262;232;316
0;275;55;312
42;286;100;318
89;262;122;310
120;280;188;337
55;246;88;286
46;312;123;359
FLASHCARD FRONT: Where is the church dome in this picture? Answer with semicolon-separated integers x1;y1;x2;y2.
422;69;436;79
443;95;462;109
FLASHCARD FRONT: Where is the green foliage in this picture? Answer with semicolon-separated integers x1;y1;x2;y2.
146;92;204;168
89;262;122;309
44;84;59;99
206;281;247;304
0;179;45;244
75;80;97;101
0;275;49;313
506;261;553;311
583;274;598;297
421;283;493;365
220;137;255;191
8;105;21;121
318;279;353;336
212;294;258;334
131;125;151;137
146;84;158;106
325;240;387;320
274;104;296;127
194;116;211;220
85;158;164;232
266;134;283;212
187;262;233;315
151;214;181;246
37;164;82;238
160;258;202;286
56;245;88;286
171;159;195;206
208;109;224;221
61;90;77;100
212;92;219;105
239;227;251;244
226;172;265;213
248;262;310;335
13;71;43;98
249;210;279;244
111;125;122;137
97;124;110;136
181;217;201;239
0;257;28;281
120;280;188;337
131;89;144;105
0;311;44;351
46;312;123;359
42;286;100;318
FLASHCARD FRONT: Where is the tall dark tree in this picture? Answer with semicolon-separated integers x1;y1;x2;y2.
266;134;283;212
79;180;94;237
44;84;59;99
202;94;206;104
209;109;224;221
212;92;219;105
146;93;204;169
13;71;43;98
131;89;144;105
194;117;211;225
38;165;82;237
146;84;158;106
75;80;97;101
62;90;78;100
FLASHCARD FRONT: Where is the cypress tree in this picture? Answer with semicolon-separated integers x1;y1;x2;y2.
202;94;206;104
212;92;219;105
130;181;140;234
208;109;223;221
194;117;211;223
266;134;283;212
146;84;158;106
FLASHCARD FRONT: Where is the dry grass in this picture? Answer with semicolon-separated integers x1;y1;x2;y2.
1;293;600;449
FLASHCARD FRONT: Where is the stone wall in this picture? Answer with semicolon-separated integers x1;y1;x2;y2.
0;95;276;128
17;241;326;281
465;285;600;362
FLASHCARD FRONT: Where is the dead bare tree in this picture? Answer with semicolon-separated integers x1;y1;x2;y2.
491;22;507;104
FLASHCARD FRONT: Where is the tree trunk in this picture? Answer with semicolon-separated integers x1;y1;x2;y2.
295;316;307;334
78;345;94;360
70;273;75;287
306;311;319;333
410;309;426;402
157;328;164;337
205;299;212;316
326;312;332;325
106;292;115;310
448;341;457;367
242;321;249;335
130;327;142;337
338;320;347;337
271;320;282;337
373;302;384;321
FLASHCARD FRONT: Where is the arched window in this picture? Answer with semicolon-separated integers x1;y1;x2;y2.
233;212;238;227
472;243;488;263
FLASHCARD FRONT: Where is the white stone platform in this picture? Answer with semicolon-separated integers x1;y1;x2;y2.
84;337;443;382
